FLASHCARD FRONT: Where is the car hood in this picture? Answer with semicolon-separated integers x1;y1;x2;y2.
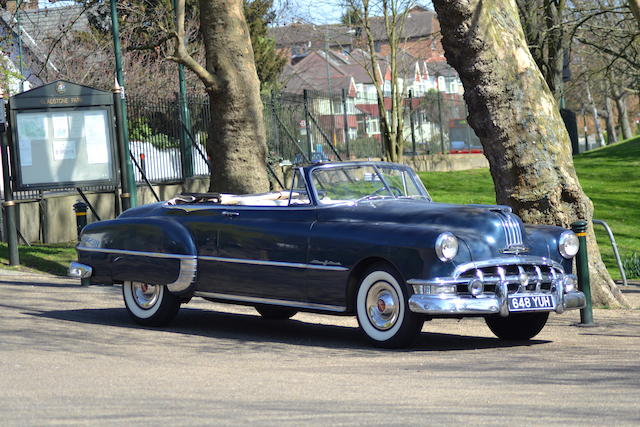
317;199;537;259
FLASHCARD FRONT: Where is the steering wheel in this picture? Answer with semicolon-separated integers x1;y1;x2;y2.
372;185;403;197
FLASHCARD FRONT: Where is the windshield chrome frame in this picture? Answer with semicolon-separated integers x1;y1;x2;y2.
306;161;431;206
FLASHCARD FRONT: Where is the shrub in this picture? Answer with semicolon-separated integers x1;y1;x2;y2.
348;136;383;159
622;252;640;279
129;118;154;141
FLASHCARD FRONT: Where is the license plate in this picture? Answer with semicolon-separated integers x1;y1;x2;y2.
508;294;554;312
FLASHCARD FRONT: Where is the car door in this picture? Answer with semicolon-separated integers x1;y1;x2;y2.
197;205;316;302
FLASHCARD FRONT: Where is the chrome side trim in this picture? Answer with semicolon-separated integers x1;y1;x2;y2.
198;255;349;271
77;246;195;260
194;291;347;312
167;257;198;293
77;247;344;271
76;247;197;293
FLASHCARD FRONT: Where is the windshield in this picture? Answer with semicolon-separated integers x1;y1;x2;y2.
311;164;431;205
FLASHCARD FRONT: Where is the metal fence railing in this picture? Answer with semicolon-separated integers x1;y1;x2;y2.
4;90;480;200
264;89;480;164
125;89;480;184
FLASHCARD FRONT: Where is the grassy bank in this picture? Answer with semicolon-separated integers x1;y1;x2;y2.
419;135;640;280
0;242;76;276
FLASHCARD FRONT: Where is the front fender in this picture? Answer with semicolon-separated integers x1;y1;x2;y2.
309;221;470;282
524;224;573;272
77;217;197;295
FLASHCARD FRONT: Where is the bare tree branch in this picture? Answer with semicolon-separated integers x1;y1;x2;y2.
168;0;218;91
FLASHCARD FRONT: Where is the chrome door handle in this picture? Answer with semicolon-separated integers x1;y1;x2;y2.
222;211;239;217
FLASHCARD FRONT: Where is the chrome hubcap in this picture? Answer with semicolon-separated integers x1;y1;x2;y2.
131;282;160;309
366;281;400;331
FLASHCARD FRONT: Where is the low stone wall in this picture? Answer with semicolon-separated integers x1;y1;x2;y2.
404;153;489;172
14;177;210;244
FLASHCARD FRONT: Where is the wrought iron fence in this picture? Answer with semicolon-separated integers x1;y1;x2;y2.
264;89;480;165
5;89;480;200
125;89;479;185
126;95;210;184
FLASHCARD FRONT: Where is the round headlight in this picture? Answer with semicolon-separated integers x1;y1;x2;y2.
559;231;579;259
435;232;459;262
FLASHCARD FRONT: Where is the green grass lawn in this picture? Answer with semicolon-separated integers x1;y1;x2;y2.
419;135;640;280
0;242;77;276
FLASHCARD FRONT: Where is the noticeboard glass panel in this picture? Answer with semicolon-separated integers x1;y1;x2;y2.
14;108;116;189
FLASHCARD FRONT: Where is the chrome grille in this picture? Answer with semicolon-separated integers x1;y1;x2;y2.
455;262;563;296
497;212;524;249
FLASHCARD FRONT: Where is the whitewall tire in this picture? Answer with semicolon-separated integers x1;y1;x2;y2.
122;281;181;326
355;264;423;348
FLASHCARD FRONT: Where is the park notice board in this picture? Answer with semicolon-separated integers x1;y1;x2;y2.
9;81;117;190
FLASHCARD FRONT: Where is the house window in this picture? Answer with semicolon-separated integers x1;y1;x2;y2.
346;99;357;114
367;118;380;135
374;41;382;53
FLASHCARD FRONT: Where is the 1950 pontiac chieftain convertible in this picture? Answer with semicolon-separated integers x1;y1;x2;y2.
70;161;586;348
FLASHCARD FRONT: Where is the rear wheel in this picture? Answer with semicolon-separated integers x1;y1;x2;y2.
122;281;180;326
355;264;423;348
255;305;298;320
485;312;549;340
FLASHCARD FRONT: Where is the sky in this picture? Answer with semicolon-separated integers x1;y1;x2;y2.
38;0;76;9
274;0;346;25
35;0;344;25
273;0;434;26
36;0;433;26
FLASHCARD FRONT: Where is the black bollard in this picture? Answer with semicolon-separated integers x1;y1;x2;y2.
73;200;88;240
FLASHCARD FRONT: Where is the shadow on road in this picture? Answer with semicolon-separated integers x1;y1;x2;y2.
33;305;550;352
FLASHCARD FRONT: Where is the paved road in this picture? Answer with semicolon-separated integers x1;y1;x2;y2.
1;271;639;426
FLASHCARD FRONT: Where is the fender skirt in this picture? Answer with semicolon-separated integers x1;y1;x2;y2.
76;217;198;296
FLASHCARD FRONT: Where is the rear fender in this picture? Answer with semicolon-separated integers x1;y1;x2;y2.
77;218;197;296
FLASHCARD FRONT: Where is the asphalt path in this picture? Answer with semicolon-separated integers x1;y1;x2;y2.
1;271;639;426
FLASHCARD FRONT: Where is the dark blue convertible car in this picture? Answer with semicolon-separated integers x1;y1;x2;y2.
70;161;585;347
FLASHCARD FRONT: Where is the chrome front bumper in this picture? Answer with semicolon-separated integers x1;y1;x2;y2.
408;290;586;317
68;262;93;279
407;256;586;317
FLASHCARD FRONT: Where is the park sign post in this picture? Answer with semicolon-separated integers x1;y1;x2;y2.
8;81;119;191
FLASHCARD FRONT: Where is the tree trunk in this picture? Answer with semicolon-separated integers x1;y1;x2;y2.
604;96;618;145
432;0;627;307
614;93;633;140
586;83;605;147
199;0;269;194
516;0;566;102
630;0;640;28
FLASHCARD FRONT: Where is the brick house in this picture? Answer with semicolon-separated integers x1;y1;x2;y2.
270;7;476;153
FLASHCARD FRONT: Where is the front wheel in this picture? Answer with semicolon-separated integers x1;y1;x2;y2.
485;312;549;340
355;264;423;348
122;281;181;327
